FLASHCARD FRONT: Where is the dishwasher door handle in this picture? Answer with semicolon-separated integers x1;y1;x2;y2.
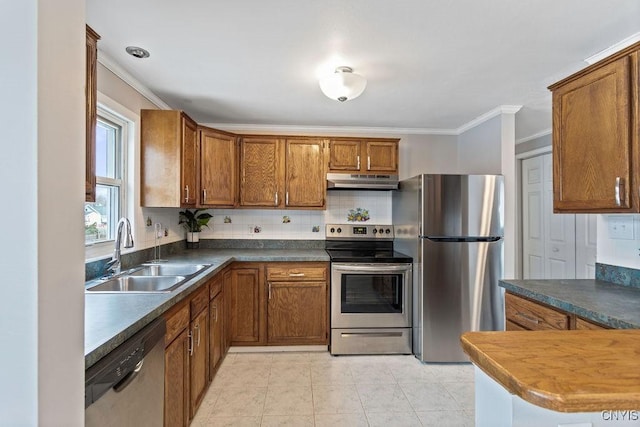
113;359;144;393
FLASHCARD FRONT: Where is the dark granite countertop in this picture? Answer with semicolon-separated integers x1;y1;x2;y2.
499;278;640;329
85;248;329;368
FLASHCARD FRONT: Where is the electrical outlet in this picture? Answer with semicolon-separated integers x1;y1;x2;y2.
607;216;634;240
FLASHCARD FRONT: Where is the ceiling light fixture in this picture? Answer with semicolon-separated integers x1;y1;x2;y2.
125;46;150;59
319;66;367;102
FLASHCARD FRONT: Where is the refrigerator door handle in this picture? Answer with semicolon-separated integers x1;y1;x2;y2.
424;236;502;243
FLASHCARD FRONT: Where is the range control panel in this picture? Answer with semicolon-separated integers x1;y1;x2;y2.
325;224;394;239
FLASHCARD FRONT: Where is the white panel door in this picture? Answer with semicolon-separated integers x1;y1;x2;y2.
575;214;597;279
542;154;576;279
522;153;583;280
522;156;545;279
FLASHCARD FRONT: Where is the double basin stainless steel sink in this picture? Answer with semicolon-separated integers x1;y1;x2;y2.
86;263;210;293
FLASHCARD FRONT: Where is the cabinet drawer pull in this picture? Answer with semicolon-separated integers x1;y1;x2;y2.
288;272;305;277
274;192;278;206
357;155;360;170
195;323;201;347
516;312;540;324
188;331;194;356
268;282;272;300
367;156;371;170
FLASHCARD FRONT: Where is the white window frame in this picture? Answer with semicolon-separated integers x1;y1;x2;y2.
85;97;134;260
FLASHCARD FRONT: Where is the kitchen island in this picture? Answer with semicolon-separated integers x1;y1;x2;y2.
461;329;640;426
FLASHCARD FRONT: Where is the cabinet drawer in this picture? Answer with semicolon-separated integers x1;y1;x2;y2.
506;319;529;331
505;293;570;330
266;265;327;281
164;303;189;345
575;317;609;330
190;286;209;319
209;275;223;300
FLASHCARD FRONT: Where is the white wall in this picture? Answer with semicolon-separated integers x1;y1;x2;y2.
458;115;502;174
597;215;640;269
0;0;85;425
398;133;458;179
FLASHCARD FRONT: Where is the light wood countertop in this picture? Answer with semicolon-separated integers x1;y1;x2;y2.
460;330;640;412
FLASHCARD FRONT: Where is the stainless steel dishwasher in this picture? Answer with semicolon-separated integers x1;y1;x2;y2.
85;318;166;426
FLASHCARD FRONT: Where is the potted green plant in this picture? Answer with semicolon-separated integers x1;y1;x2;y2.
178;209;212;247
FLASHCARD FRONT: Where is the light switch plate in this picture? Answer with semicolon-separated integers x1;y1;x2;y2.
607;215;634;240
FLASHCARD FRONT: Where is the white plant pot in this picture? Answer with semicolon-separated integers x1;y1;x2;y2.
186;232;200;243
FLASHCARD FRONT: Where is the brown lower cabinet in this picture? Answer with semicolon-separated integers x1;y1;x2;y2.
189;286;209;419
505;291;610;331
228;262;329;346
209;273;224;380
163;271;227;427
163;262;328;425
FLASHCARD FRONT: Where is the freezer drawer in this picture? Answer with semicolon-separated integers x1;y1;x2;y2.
418;238;503;362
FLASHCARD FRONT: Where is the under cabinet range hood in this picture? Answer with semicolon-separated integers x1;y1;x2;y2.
327;173;399;190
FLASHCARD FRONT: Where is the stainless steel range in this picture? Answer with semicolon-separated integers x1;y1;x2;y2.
326;224;412;355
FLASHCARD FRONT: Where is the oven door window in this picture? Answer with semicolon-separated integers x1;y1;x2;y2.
341;273;403;314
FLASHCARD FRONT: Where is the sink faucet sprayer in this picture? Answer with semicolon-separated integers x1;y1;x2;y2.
104;217;134;276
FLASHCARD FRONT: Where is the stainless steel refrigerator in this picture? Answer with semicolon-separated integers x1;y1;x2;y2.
393;174;504;362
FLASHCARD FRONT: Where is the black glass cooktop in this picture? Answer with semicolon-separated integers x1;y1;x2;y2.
325;249;412;263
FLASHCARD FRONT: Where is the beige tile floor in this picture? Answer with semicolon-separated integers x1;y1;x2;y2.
191;351;475;427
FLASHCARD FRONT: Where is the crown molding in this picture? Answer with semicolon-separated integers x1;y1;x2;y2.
97;51;172;110
516;128;552;144
455;105;522;134
203;123;459;136
584;32;640;65
208;105;523;137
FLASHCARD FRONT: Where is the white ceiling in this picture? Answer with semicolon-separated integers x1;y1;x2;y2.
86;0;640;142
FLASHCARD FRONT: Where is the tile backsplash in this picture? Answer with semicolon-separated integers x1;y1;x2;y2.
199;190;393;240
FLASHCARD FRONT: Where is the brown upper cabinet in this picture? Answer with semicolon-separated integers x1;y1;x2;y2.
140;110;400;209
328;138;399;174
239;136;326;209
85;25;100;202
284;138;326;208
548;42;639;213
239;136;284;208
141;110;198;207
198;126;238;207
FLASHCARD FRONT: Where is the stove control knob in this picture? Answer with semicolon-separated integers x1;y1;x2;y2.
379;228;384;234
330;228;335;233
385;228;391;234
337;228;342;233
372;228;378;234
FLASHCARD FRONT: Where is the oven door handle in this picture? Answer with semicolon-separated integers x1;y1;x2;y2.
331;264;411;273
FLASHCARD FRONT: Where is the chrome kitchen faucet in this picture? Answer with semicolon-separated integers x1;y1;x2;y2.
103;217;134;276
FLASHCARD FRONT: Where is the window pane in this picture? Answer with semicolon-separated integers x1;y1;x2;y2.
95;119;118;179
85;184;119;245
